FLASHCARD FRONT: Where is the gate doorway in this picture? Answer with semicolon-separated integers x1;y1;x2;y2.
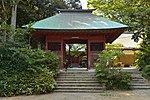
64;39;88;70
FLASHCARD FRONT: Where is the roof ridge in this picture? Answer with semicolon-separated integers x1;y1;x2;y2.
57;9;96;13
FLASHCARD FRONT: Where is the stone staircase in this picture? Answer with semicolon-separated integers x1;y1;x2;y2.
54;68;150;93
122;68;150;89
54;68;105;93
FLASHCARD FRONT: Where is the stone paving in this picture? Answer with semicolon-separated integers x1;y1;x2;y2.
1;90;150;100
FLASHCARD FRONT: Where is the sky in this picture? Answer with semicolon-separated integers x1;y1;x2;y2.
80;0;88;9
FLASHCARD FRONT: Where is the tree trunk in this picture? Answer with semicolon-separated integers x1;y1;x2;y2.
1;0;7;43
11;4;17;34
10;0;21;41
3;21;7;43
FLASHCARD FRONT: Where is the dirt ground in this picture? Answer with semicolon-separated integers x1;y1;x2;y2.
1;90;150;100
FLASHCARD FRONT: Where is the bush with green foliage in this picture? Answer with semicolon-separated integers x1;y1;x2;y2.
136;40;150;80
136;42;150;69
0;46;59;97
95;45;132;90
96;67;132;90
142;65;150;80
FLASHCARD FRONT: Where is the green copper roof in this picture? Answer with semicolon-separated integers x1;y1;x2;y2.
29;9;127;30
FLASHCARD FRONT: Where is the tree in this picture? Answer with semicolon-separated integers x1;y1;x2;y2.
1;0;81;27
88;0;150;42
0;0;11;23
66;0;82;9
88;0;150;79
17;0;81;27
0;0;11;43
0;0;21;42
1;0;81;43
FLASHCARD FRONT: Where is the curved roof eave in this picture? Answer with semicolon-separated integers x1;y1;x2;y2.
32;27;128;31
25;10;128;30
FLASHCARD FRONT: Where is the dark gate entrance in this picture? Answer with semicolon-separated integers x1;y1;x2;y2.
64;39;88;70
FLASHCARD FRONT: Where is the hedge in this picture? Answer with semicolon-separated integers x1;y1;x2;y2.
0;47;59;97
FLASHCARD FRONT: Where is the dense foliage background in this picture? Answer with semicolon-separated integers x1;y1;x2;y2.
0;0;82;27
0;45;59;96
88;0;150;79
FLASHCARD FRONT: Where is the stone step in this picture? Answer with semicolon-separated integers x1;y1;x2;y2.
121;68;140;72
60;71;95;74
57;76;97;78
57;76;96;78
131;86;150;89
55;69;104;93
55;86;104;90
57;84;102;87
59;74;95;77
122;71;141;74
60;74;95;76
126;69;150;89
131;83;150;86
56;81;100;84
56;78;97;81
131;80;150;84
54;89;104;93
131;81;147;84
132;78;147;81
66;68;88;71
126;72;141;74
131;73;142;75
132;76;144;78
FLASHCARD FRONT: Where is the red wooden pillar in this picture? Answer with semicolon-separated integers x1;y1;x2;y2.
63;41;66;69
45;35;48;50
60;40;64;69
103;42;106;50
87;40;91;70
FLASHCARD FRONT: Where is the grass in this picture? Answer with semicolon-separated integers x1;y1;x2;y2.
100;93;112;96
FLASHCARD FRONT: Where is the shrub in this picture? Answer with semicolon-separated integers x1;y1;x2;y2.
96;68;132;90
95;45;132;90
136;41;150;80
18;48;60;76
142;65;150;80
0;46;59;97
136;50;150;70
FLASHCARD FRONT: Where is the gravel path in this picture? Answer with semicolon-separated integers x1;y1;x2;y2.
1;90;150;100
